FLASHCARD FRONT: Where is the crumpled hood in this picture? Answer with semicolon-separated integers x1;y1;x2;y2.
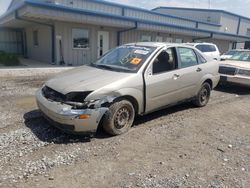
220;60;250;69
45;65;133;94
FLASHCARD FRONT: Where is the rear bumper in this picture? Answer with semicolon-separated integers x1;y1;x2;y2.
220;75;250;87
36;89;108;134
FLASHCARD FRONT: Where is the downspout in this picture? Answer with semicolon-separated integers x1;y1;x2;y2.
117;22;138;46
192;33;213;42
15;11;55;64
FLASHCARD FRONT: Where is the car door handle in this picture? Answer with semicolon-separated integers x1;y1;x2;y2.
196;67;202;72
172;74;180;80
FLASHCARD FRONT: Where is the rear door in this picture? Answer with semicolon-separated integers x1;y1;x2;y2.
174;47;204;98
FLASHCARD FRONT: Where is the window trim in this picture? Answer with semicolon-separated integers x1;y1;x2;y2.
72;28;90;50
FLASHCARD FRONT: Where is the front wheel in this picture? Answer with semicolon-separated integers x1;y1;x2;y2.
103;100;135;136
193;82;211;107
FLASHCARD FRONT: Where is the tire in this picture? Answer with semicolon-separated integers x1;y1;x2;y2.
193;82;211;107
103;100;135;136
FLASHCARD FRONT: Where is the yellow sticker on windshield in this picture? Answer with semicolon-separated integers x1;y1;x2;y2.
130;58;142;65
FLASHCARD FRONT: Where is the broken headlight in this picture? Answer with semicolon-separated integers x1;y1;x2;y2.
65;91;93;103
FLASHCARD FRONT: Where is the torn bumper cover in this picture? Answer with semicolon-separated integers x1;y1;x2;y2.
36;89;108;133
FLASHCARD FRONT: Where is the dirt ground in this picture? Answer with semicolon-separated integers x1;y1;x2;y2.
0;71;250;188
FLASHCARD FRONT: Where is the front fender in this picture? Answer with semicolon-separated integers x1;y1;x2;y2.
85;88;143;114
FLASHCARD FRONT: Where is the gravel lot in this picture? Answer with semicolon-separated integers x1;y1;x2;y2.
0;68;250;188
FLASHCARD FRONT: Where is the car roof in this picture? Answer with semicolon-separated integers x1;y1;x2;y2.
185;42;217;46
125;42;195;48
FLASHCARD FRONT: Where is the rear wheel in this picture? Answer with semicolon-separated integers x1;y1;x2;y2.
193;82;211;107
103;100;135;136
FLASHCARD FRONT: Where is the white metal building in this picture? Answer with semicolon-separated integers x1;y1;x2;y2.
0;0;250;65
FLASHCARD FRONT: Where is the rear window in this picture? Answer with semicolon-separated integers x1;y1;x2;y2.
195;44;217;52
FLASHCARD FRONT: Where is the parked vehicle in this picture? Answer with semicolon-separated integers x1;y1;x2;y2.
186;43;221;60
220;50;238;60
220;49;250;61
36;42;220;136
219;50;250;86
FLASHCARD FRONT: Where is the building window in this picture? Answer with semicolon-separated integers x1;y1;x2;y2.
33;30;39;46
175;38;183;43
72;28;89;49
247;28;250;36
141;35;151;42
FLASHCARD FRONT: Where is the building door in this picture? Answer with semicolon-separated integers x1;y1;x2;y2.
97;31;109;58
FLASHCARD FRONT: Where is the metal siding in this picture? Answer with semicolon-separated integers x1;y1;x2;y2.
25;25;52;63
52;0;122;15
238;18;250;36
137;23;208;38
54;21;117;65
220;13;239;34
154;8;221;24
0;29;22;54
27;6;134;28
125;9;196;28
198;23;220;31
120;30;195;45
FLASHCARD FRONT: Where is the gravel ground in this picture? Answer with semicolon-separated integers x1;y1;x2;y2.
0;69;250;188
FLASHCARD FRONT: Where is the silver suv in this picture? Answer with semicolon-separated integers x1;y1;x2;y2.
36;42;220;136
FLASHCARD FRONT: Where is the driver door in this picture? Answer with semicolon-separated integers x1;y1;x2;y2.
145;47;184;113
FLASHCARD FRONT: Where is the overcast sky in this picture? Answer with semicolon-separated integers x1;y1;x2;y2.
0;0;11;15
1;0;250;18
106;0;250;17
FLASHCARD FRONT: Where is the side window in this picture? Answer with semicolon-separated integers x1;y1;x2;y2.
196;51;207;64
153;48;177;74
178;47;198;68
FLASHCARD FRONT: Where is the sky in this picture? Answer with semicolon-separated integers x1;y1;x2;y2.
0;0;11;15
0;0;250;18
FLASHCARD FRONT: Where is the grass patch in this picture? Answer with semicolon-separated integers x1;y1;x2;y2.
0;51;20;66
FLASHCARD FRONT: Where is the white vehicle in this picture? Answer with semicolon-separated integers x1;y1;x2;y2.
220;49;247;61
186;43;221;60
219;50;250;87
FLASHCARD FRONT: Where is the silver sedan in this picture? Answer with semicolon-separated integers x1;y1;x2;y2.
36;42;220;136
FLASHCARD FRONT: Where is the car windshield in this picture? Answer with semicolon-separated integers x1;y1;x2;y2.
91;45;157;72
224;50;237;56
228;51;250;62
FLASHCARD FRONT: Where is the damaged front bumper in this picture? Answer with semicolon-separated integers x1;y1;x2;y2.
36;89;108;134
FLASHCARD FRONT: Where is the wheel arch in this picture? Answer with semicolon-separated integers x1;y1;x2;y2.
113;95;139;116
203;78;213;89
